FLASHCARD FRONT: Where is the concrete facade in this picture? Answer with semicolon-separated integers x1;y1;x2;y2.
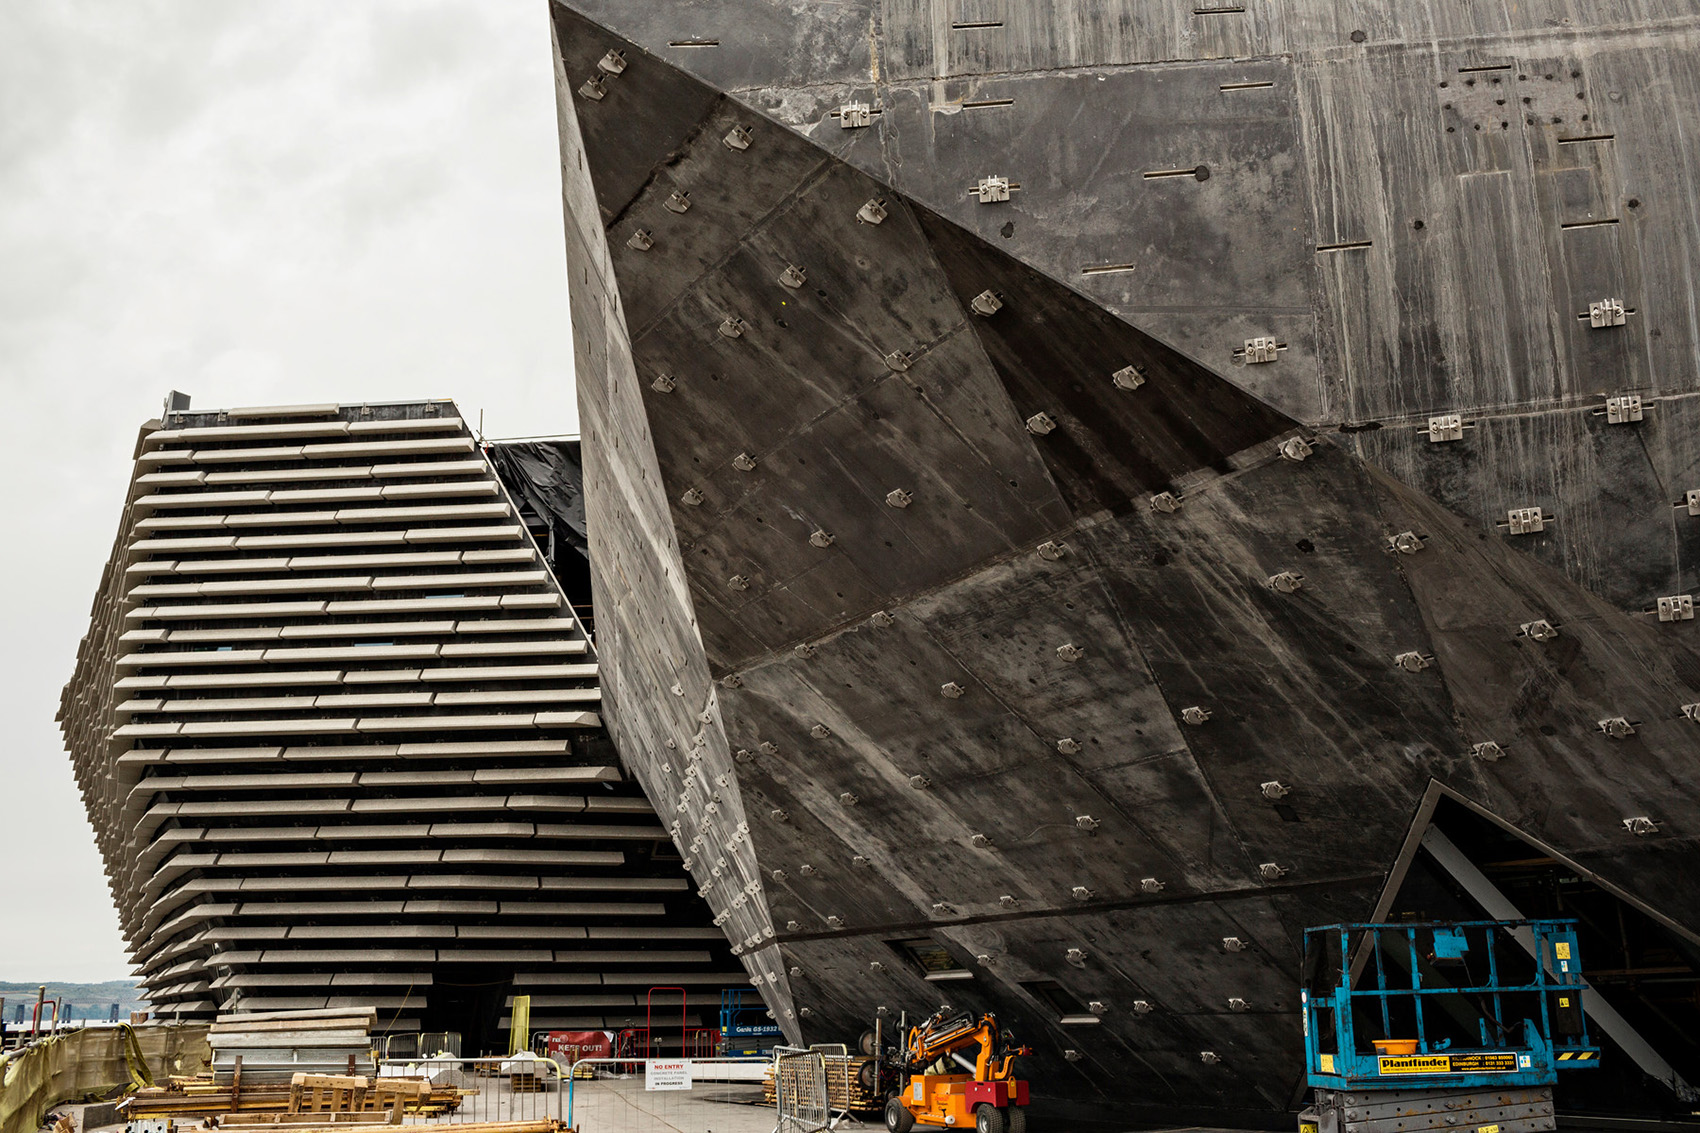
60;399;742;1049
547;2;1700;1121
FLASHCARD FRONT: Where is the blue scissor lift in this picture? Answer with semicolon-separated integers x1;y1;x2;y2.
718;988;784;1056
1300;920;1598;1133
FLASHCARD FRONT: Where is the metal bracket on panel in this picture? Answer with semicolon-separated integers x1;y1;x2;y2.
1623;816;1660;836
770;809;788;823
834;102;878;128
1598;717;1637;738
997;895;1017;909
870;611;894;627
732;452;757;471
1279;437;1314;462
597;49;627;75
1393;651;1433;672
1181;706;1211;725
909;775;931;790
1599;393;1646;423
1501;507;1551;535
734;747;755;763
969;176;1016;203
1112;364;1146;390
680;488;704;507
1222;937;1247;953
664;190;692;214
810;724;831;739
1424;413;1469;442
785;919;801;932
798;863;816;875
1656;594;1695;621
1056;643;1085;662
883;350;912;371
971;290;1004;317
1388;531;1426;554
824;917;843;929
1586;297;1627;327
1266;571;1304;594
794;643;817;659
718;316;746;339
1150;491;1182;513
1063;1050;1083;1062
579;76;607;101
1519;619;1559;641
839;792;859;805
650;373;676;393
1026;412;1057;435
1072;886;1094;901
809;529;835;548
1471;741;1506;762
723;124;753;151
1228;998;1251;1012
627;229;654;251
1260;781;1289;800
884;488;913;509
1257;863;1287;881
727;574;749;591
1683;489;1700;516
1074;815;1100;831
1681;703;1700;723
1131;999;1154;1014
1140;878;1165;894
940;681;964;699
857;198;888;225
1038;540;1068;560
778;264;806;289
970;833;993;848
1056;738;1082;754
1237;336;1284;364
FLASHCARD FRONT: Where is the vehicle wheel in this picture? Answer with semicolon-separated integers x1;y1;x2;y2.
858;1062;878;1092
859;1029;879;1057
975;1103;1006;1133
885;1097;916;1133
1005;1107;1026;1133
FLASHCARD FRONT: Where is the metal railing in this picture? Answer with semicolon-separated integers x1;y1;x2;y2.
381;1033;462;1061
565;1057;770;1133
772;1049;831;1133
374;1055;562;1124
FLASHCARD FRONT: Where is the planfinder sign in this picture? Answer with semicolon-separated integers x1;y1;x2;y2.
1377;1052;1518;1076
646;1059;693;1091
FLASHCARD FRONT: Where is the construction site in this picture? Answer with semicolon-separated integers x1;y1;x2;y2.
9;2;1700;1133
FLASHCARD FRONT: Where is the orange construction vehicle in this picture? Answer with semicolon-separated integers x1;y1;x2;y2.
883;1009;1030;1133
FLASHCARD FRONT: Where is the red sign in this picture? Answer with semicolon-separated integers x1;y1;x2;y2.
543;1031;614;1064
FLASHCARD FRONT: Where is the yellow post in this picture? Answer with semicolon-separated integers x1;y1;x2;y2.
507;995;531;1056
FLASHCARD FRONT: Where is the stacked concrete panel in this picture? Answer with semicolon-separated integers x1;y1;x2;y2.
546;2;1700;1121
60;399;741;1044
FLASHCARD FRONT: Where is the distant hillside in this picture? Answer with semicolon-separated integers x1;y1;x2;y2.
0;981;143;1024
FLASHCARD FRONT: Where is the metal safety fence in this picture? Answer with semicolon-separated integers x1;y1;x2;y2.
565;1056;771;1133
374;1055;563;1125
772;1049;831;1133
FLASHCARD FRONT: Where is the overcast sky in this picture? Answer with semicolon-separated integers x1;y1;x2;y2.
0;1;576;980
